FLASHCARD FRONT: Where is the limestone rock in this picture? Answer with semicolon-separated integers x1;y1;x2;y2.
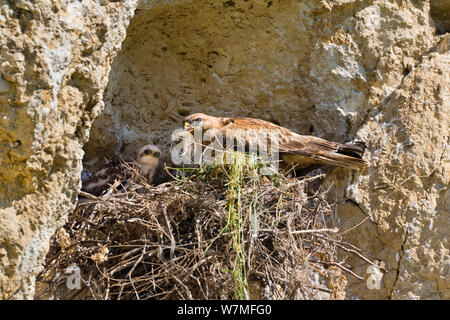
0;0;137;299
358;36;447;300
326;35;449;299
85;0;436;166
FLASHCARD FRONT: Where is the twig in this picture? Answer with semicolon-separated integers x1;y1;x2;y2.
78;190;99;200
336;216;370;236
311;260;364;280
162;206;176;260
290;228;338;234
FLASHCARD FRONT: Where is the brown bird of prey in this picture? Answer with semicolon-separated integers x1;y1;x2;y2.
183;113;368;171
81;144;161;196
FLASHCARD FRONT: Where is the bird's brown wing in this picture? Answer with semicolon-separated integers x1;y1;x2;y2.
217;117;290;150
278;134;368;170
81;160;132;196
218;117;368;170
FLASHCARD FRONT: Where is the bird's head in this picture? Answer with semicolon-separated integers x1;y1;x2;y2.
136;144;161;167
183;113;221;131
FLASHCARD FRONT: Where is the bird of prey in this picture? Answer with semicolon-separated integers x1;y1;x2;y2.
81;144;161;196
183;113;368;171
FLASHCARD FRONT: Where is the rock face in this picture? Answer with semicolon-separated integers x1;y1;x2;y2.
85;0;438;165
336;36;449;299
0;0;136;299
0;0;448;299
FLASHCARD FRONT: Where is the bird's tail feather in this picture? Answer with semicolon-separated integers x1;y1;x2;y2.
315;151;368;170
337;143;366;158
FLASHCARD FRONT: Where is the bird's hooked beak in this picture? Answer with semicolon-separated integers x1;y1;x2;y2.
184;121;202;132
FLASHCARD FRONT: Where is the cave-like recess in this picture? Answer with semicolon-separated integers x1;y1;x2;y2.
83;0;371;171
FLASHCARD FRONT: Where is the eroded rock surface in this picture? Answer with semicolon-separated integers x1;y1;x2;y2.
337;36;449;299
85;0;436;166
0;0;136;299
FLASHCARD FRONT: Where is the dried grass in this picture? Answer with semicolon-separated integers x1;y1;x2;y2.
36;154;376;300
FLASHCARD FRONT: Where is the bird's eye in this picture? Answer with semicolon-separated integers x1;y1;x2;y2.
144;149;152;155
154;151;160;157
194;118;201;122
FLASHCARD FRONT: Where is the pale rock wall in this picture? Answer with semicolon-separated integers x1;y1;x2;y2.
0;0;137;299
330;35;449;299
85;0;436;166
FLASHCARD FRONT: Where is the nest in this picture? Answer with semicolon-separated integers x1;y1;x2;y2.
36;159;377;300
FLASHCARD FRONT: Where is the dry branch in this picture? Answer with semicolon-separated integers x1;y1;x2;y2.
36;166;376;300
